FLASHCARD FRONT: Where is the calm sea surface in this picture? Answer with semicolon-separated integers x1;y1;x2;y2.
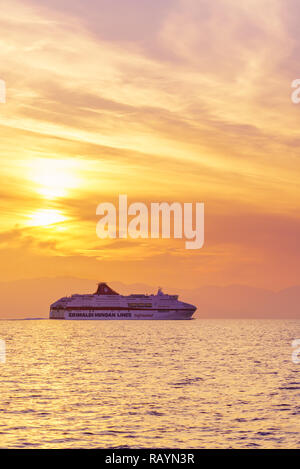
0;319;299;449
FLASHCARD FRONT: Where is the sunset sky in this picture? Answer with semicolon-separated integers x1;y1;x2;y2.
1;0;300;291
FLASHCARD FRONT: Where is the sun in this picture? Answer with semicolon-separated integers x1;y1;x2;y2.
31;158;80;199
27;209;68;227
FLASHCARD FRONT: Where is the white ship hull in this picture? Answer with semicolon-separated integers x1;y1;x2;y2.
49;283;197;320
50;309;194;320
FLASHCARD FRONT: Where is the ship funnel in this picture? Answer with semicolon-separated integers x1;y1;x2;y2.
94;282;119;295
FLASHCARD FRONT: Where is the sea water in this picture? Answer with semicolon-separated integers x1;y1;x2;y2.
0;319;299;448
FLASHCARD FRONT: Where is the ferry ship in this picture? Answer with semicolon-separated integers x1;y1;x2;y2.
50;283;196;320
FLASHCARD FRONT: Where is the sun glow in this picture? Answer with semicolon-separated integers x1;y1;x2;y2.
31;158;80;199
27;209;68;227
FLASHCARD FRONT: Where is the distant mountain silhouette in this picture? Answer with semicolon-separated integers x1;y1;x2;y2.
0;277;299;319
